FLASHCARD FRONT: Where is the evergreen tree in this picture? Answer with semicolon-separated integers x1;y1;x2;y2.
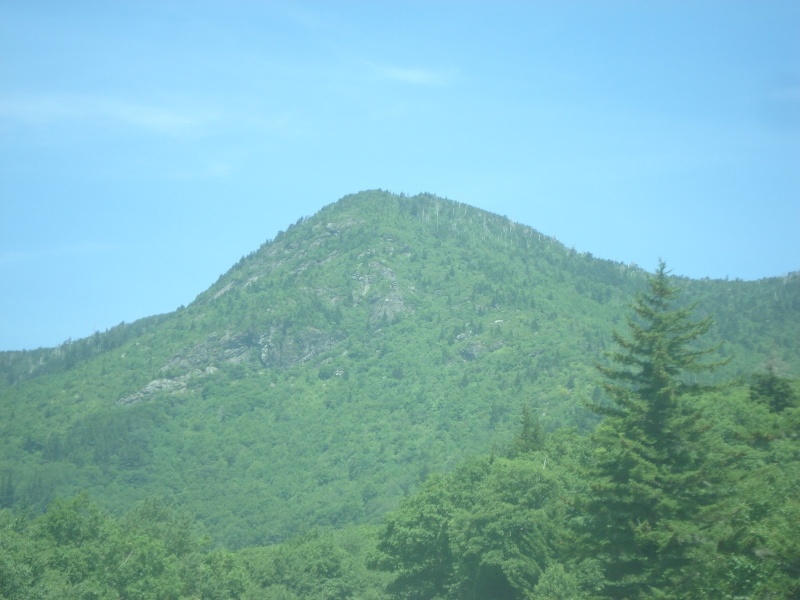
749;364;798;412
0;472;14;509
583;261;727;598
507;405;545;458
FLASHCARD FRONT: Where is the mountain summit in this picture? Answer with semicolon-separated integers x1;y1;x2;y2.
1;190;798;547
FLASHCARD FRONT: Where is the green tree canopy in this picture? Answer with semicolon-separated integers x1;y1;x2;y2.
749;364;798;412
584;261;727;598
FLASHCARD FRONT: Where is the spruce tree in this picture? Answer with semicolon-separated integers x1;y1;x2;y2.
583;261;726;598
749;364;798;412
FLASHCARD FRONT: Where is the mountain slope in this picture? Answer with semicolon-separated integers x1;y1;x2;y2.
1;190;798;547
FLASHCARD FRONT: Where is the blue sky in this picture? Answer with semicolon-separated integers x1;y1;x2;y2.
1;1;798;350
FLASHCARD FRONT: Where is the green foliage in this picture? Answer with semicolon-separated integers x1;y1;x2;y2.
582;262;729;597
507;404;546;458
0;494;188;599
749;364;798;412
0;192;798;596
372;419;590;600
533;563;584;599
2;195;797;547
0;495;389;600
242;530;361;599
694;383;800;599
0;314;172;389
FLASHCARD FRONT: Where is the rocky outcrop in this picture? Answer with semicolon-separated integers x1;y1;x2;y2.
117;366;217;405
117;331;255;405
350;261;411;325
118;325;343;405
258;326;343;370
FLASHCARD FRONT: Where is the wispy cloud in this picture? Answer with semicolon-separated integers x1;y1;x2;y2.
765;82;800;133
0;94;214;135
367;63;456;86
278;4;350;33
771;83;800;103
168;159;237;181
0;242;117;266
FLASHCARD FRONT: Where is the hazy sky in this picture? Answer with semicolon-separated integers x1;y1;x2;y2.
1;1;798;350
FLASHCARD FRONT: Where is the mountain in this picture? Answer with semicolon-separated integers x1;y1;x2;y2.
1;190;798;548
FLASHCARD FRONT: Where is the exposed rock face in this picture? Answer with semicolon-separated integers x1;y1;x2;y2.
117;331;254;405
459;343;483;361
258;326;343;370
117;214;418;406
350;261;411;325
162;332;255;374
118;325;344;405
368;263;408;324
118;366;218;405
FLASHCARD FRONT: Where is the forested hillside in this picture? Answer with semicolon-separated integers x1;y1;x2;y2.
1;191;799;598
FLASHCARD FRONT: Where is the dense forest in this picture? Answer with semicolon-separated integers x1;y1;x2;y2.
1;191;798;598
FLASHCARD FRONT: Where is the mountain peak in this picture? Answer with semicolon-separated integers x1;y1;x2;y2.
2;190;798;547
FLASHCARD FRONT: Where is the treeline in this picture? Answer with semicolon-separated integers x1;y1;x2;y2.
0;493;388;599
2;192;798;550
372;264;800;598
2;382;795;598
2;264;798;598
0;313;172;388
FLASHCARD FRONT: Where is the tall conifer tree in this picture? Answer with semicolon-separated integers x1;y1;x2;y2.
584;261;726;598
